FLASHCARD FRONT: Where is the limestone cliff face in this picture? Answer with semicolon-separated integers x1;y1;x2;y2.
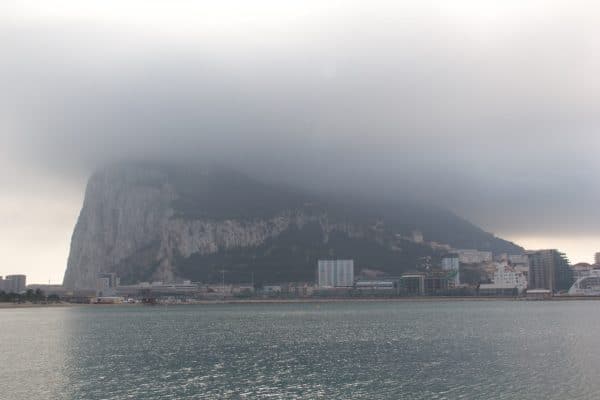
63;164;523;289
153;212;311;284
63;166;175;289
64;165;343;289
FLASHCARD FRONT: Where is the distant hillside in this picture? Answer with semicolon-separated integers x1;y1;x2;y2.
63;163;522;289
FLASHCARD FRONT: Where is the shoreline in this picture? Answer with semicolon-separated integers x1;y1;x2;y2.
182;296;600;304
0;302;79;309
3;296;600;308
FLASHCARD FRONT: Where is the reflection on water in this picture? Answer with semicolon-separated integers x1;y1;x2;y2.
1;308;72;399
1;301;600;399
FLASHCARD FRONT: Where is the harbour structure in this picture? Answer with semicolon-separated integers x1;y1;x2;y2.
527;250;573;293
317;259;354;288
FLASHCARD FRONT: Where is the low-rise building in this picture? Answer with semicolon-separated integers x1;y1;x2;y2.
117;280;199;297
456;250;493;264
96;273;119;297
354;280;396;296
26;284;68;297
428;242;453;251
284;282;315;297
202;284;232;297
231;284;255;296
411;231;424;243
526;289;552;300
400;273;426;295
94;296;123;304
263;285;282;294
496;253;529;265
424;273;450;294
355;280;395;290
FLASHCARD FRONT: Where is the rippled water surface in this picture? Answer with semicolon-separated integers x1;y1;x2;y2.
2;301;600;399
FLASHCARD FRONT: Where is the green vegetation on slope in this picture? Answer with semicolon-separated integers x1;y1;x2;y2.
175;221;442;283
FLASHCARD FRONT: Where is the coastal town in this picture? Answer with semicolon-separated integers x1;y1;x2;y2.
2;241;600;305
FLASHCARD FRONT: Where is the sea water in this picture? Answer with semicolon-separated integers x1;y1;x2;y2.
1;301;599;399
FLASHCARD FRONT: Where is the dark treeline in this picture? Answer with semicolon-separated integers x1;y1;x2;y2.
0;289;60;303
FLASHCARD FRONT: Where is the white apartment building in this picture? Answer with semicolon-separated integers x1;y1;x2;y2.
318;260;354;287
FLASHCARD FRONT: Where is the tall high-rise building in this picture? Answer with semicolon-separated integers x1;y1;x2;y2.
3;275;27;293
595;252;600;266
527;250;572;293
318;260;354;287
441;255;460;286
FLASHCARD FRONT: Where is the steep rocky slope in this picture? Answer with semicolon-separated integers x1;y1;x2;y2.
63;164;522;289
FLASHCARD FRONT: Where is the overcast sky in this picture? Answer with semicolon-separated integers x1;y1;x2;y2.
1;0;599;283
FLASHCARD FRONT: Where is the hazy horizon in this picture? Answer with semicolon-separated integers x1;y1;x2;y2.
1;0;599;283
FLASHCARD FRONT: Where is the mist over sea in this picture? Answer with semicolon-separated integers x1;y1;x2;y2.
1;301;599;399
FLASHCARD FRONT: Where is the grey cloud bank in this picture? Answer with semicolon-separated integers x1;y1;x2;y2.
1;1;599;281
